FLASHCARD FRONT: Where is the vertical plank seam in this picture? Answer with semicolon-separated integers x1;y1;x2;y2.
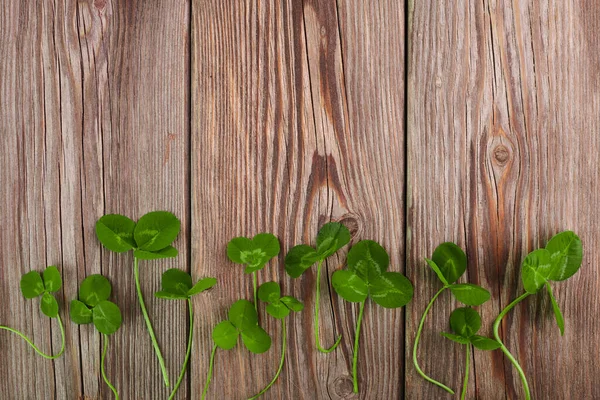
186;0;193;398
404;1;412;399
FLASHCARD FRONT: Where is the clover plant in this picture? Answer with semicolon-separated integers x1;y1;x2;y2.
154;268;217;400
95;211;180;387
227;233;280;310
70;274;123;399
202;299;271;399
332;240;414;393
0;266;66;359
285;222;350;353
493;231;583;400
412;242;490;394
249;282;304;399
441;307;500;400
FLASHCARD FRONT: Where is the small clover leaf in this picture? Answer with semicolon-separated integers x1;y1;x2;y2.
284;245;320;278
41;293;59;318
212;299;271;354
79;275;112;307
331;270;368;303
20;271;45;299
369;272;414;308
425;258;449;286
134;211;181;252
69;300;93;325
95;214;137;252
470;335;501;350
545;230;583;281
521;248;553;294
257;282;304;319
92;300;122;335
450;307;481;338
42;266;62;293
71;275;122;336
155;268;217;300
347;240;389;284
315;222;351;258
449;283;491;306
258;281;281;303
227;233;280;274
431;242;467;284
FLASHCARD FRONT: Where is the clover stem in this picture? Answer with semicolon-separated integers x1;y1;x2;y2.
169;298;194;400
248;319;287;400
352;300;366;393
315;259;342;353
412;286;455;394
202;344;218;400
101;334;119;400
252;271;258;312
0;313;66;359
493;292;531;400
133;256;170;387
461;345;470;400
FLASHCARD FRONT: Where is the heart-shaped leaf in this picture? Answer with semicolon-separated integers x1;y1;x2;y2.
95;214;137;252
347;240;389;284
425;258;449;286
241;325;272;354
449;307;481;338
266;301;291;319
280;296;304;312
470;335;501;350
134;246;179;260
449;284;490;306
92;300;122;335
20;271;45;299
258;282;281;303
369;272;414;308
42;266;62;292
432;242;467;284
160;268;193;296
188;277;217;296
134;211;181;252
521;249;552;294
40;293;59;318
79;274;112;307
315;222;351;258
212;321;239;350
70;300;93;325
228;299;258;331
227;234;280;273
546;283;565;335
441;332;471;345
284;245;320;278
546;231;583;281
331;270;368;303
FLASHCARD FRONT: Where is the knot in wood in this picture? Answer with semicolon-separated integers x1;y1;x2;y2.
331;375;355;398
493;145;510;166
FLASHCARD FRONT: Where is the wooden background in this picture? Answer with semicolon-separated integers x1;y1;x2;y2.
0;0;598;399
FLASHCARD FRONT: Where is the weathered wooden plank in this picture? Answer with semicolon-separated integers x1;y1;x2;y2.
0;0;190;398
191;0;405;398
406;1;600;399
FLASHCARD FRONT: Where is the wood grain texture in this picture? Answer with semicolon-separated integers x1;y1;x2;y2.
406;0;600;399
0;0;190;398
191;0;405;398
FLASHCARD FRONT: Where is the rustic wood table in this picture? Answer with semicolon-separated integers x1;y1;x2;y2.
1;1;598;399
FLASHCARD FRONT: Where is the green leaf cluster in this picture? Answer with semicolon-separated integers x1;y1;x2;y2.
70;275;122;335
332;240;413;308
154;269;217;300
258;282;304;319
520;231;583;335
95;211;180;260
227;233;280;273
425;242;490;306
284;222;350;278
212;299;271;354
441;307;500;350
20;266;62;318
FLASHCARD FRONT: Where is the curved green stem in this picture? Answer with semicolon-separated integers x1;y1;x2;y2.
101;334;119;400
0;313;66;359
202;344;218;400
493;292;531;400
461;345;470;400
134;257;170;387
248;319;287;399
412;286;454;394
169;298;194;400
352;300;366;393
253;271;258;312
315;260;342;353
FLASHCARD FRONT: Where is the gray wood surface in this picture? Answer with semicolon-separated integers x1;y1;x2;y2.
0;0;598;399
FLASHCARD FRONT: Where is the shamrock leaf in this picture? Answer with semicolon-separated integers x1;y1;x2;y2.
20;271;45;299
545;230;583;281
20;267;64;319
92;300;123;335
331;270;368;303
134;211;181;252
95;214;137;252
431;242;467;284
70;274;122;336
315;222;351;258
449;284;491;306
521;249;553;294
257;282;304;319
155;268;217;300
42;266;62;293
79;275;112;307
441;307;500;350
284;245;320;278
40;293;59;318
212;299;271;354
227;233;280;274
70;300;93;324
